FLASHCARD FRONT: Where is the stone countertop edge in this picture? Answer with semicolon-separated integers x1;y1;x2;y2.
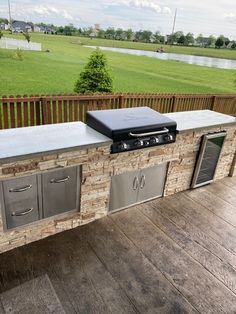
164;110;236;133
0;121;112;164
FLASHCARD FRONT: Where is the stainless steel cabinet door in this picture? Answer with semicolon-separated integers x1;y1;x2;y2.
1;175;39;229
109;170;139;212
137;163;167;203
42;167;79;218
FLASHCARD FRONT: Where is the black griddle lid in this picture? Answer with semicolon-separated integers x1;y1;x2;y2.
86;107;176;140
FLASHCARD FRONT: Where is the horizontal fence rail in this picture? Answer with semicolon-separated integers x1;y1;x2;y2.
0;93;236;129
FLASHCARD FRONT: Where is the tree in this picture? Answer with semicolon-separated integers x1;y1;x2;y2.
231;42;236;49
63;24;76;36
125;29;133;41
167;31;183;44
152;31;162;43
185;33;194;45
0;30;3;39
196;33;206;47
141;30;152;43
207;35;216;47
105;28;115;39
0;17;8;24
22;32;30;43
177;35;186;45
215;36;224;48
224;37;230;47
97;29;105;38
74;49;113;94
115;28;124;40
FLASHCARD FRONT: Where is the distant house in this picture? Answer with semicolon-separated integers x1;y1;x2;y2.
33;25;42;32
12;21;32;33
0;22;9;30
37;25;55;34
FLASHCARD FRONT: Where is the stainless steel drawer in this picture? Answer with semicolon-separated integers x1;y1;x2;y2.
41;167;79;218
3;175;37;204
1;175;39;229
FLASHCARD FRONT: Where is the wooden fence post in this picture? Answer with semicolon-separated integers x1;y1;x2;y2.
172;96;177;112
41;97;50;125
211;95;216;111
119;94;125;108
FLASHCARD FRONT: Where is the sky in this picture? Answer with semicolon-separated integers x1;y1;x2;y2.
0;0;236;39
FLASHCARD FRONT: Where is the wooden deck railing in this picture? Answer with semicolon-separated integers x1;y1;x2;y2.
0;93;236;129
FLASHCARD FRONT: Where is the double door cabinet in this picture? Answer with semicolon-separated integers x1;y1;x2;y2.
0;166;81;230
109;163;168;212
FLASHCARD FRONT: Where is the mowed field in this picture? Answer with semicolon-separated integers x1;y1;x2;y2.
0;33;236;96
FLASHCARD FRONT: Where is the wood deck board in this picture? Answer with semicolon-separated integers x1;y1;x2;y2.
0;178;235;313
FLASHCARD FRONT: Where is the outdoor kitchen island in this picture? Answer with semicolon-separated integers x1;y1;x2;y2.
0;109;235;254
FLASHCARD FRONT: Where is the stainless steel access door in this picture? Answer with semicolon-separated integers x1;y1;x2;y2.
137;163;167;203
42;166;79;218
109;170;140;212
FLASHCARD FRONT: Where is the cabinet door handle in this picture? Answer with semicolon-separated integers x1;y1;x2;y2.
9;184;32;193
50;176;70;184
140;175;146;189
133;176;139;190
11;208;33;217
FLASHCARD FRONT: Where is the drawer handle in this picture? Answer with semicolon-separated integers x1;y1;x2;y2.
50;176;70;184
11;208;33;217
9;184;32;193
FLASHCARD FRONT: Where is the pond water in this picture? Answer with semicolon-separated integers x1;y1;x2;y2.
85;45;236;70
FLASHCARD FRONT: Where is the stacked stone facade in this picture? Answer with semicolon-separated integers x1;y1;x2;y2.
0;125;235;254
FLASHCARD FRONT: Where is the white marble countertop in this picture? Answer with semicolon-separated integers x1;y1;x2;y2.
164;110;236;133
0;122;112;162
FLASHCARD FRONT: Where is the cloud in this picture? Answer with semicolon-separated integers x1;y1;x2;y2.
0;3;75;22
105;0;171;14
223;12;236;23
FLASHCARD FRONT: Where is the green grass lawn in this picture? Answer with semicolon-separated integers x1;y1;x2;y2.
0;33;236;96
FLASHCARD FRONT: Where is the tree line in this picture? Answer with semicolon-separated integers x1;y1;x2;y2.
55;25;236;49
1;16;235;49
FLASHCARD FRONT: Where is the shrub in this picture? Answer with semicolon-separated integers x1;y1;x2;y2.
12;48;24;61
74;49;113;94
0;30;3;39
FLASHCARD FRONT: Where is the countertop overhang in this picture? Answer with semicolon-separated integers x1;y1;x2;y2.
0;122;112;162
164;110;236;133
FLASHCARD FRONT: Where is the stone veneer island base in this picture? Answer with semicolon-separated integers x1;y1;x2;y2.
0;110;235;254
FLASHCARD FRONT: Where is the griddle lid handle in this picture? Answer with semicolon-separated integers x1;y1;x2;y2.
129;127;169;138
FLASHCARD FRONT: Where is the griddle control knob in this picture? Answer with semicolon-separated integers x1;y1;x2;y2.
118;142;128;150
150;137;159;144
134;139;143;147
143;140;149;146
164;134;174;142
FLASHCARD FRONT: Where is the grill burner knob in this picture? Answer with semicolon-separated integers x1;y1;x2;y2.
134;139;143;147
150;137;158;144
164;134;174;142
118;142;128;150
